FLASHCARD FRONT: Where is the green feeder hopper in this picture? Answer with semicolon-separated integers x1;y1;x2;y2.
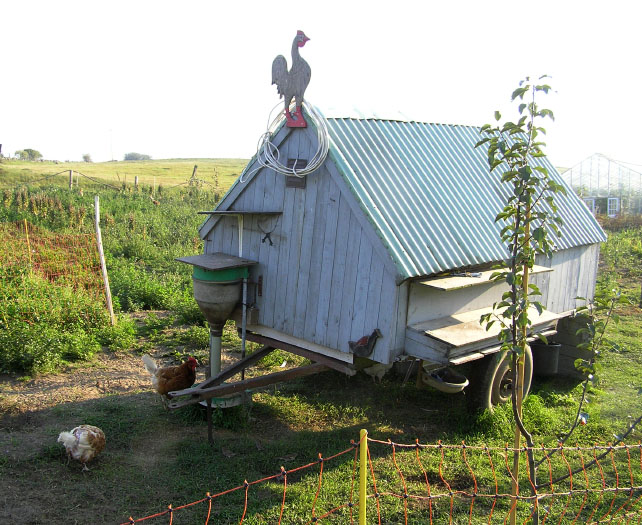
176;253;257;399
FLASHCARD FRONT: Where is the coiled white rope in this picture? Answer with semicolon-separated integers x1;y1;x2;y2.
239;101;329;183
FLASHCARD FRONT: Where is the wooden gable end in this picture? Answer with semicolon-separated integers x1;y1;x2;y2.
202;127;403;362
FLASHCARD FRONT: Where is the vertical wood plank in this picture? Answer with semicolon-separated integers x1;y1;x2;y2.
282;185;306;334
585;244;600;302
557;249;574;312
337;214;363;351
315;174;341;345
390;279;408;358
292;165;320;338
349;240;373;343
244;172;265;313
544;253;561;313
303;170;329;343
273;184;296;331
273;131;299;332
371;268;400;363
222;216;234;255
262;169;284;327
363;256;384;337
211;226;223;253
567;250;582;312
255;170;273;324
532;253;552;308
325;195;351;349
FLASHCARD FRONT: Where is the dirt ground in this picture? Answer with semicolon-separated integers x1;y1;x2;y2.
0;341;244;524
0;352;148;417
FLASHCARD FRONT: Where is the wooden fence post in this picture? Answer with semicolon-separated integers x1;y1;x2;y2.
134;175;139;189
69;170;73;190
24;219;33;276
94;196;116;325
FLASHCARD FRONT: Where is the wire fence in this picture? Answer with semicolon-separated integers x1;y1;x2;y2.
5;167;222;192
0;220;105;308
120;433;642;524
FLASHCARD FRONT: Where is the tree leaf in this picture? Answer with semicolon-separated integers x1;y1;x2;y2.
511;86;529;100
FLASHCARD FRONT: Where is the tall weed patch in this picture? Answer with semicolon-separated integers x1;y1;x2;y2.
0;270;107;373
0;173;221;374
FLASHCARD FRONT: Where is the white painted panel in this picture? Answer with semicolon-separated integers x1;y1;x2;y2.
407;280;507;325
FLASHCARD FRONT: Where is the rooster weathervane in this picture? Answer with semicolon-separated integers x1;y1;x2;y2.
272;30;311;128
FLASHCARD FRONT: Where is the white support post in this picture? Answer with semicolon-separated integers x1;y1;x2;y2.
94;196;116;325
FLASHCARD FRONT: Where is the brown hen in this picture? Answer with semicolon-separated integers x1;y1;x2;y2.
142;355;198;401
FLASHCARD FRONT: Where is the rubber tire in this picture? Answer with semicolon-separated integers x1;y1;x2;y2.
467;346;533;412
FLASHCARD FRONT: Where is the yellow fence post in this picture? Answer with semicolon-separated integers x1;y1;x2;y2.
359;428;368;525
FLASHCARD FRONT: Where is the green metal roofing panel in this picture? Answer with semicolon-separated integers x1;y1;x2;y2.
324;117;606;280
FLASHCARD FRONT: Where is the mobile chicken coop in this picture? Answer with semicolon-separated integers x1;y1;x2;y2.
170;108;606;412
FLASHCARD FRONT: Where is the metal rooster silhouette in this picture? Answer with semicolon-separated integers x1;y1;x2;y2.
272;30;311;128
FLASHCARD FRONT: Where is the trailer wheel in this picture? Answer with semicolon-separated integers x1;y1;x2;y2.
468;346;533;412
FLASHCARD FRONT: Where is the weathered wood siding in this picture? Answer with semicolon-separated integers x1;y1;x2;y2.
533;243;601;313
405;243;600;326
204;128;401;363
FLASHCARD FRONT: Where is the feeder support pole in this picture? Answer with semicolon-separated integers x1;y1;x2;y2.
236;214;248;381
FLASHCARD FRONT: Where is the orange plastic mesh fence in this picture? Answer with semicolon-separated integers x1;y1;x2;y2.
0;221;105;305
120;435;642;524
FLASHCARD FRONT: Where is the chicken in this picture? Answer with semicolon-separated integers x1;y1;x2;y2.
349;329;382;357
272;30;311;128
142;355;198;405
57;425;105;471
362;362;393;383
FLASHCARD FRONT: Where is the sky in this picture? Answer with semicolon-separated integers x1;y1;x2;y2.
1;0;641;170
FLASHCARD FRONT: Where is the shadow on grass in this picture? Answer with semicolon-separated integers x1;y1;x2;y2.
0;366;608;524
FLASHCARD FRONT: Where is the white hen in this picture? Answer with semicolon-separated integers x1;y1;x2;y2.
57;424;106;471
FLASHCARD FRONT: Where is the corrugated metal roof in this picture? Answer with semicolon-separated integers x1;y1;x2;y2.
324;117;606;280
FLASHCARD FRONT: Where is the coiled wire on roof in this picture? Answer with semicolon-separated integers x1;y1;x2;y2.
240;101;329;183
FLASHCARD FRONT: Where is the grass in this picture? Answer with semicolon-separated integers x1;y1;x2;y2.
0;160;640;523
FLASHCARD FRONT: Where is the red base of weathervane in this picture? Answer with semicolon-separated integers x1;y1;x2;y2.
285;107;307;128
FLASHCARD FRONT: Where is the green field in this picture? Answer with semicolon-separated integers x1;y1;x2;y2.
0;158;245;190
0;159;640;523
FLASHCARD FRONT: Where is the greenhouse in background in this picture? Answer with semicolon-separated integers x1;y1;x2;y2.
562;153;642;216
